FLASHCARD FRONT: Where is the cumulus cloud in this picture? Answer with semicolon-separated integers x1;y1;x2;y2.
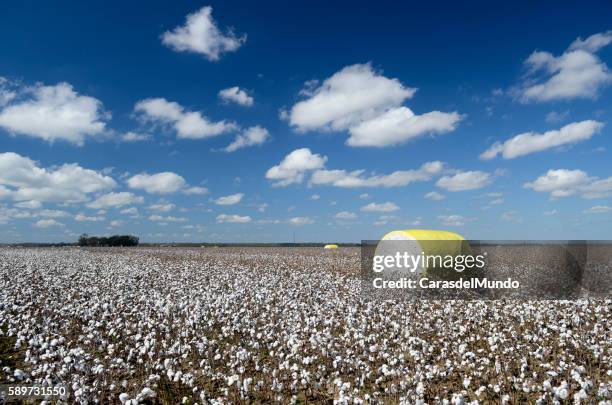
524;169;612;199
347;107;462;147
218;86;253;106
0;152;116;203
290;64;415;132
480;120;603;160
222;125;270;152
183;186;208;195
584;205;612;214
35;219;64;228
74;213;105;222
216;214;252;223
310;161;444;188
288;216;314;225
268;149;445;189
0;207;68;224
161;6;245;61
436;171;492;191
148;203;175;212
0;81;108;145
134;97;236;139
517;31;612;102
127;172;187;194
334;211;357;220
14;200;42;209
288;63;461;147
148;214;187;222
87;192;144;209
120;132;151;142
265;148;327;187
424;191;446;200
215;193;244;205
360;202;399;212
120;207;139;216
438;214;475;226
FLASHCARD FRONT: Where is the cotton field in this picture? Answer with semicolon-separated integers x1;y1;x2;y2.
0;247;611;404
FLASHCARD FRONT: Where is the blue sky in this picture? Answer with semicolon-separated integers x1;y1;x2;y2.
1;0;612;242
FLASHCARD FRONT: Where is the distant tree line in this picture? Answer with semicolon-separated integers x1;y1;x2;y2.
78;234;139;247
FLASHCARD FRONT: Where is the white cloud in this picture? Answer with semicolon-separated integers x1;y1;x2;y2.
335;211;357;220
518;31;612;102
290;64;415;132
223;126;270;152
14;200;42;209
544;209;559;216
524;169;612;199
584;205;612;214
135;97;236;139
109;220;123;227
569;31;612;52
310;161;444;188
148;203;175;212
288;63;461;147
120;207;139;216
436;171;491;191
0;152;116;203
216;214;251;223
148;214;186;222
87;192;144;209
288;216;314;225
373;215;397;226
360;202;399;212
480;120;603;160
438;214;474;226
74;213;105;222
121;132;151;142
35;219;64;228
0;78;16;107
38;209;69;218
359;193;370;199
545;110;569;124
310;194;320;200
424;191;445;201
347;107;462;147
524;169;590;198
183;186;208;195
0;81;108;145
127;172;186;194
266;148;327;187
215;193;244;205
161;6;245;61
218;86;253;106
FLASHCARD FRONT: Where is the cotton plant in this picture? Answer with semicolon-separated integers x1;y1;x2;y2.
0;247;610;403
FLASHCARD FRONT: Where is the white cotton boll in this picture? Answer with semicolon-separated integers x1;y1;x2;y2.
13;369;25;380
119;393;129;404
140;387;155;398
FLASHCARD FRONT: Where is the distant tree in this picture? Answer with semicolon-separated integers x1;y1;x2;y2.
78;234;139;247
